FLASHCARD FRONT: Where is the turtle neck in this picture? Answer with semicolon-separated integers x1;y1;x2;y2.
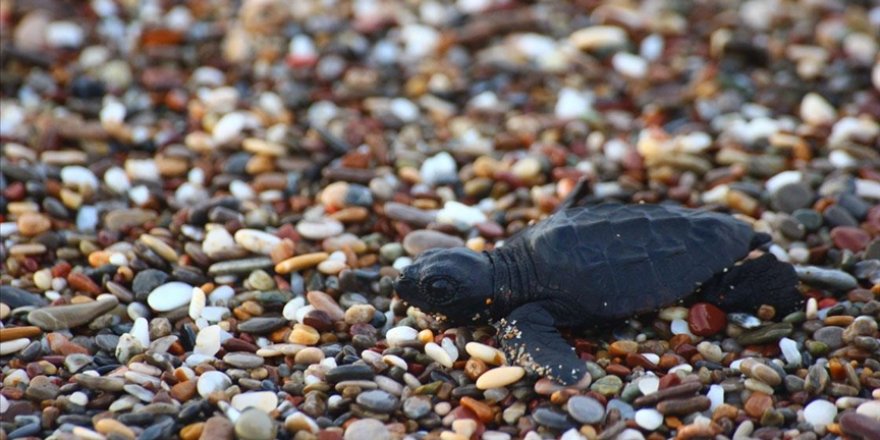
485;242;538;320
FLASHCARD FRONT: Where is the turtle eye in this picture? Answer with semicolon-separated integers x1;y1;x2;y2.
425;277;455;306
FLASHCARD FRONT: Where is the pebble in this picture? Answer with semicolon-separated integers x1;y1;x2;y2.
296;218;344;240
402;229;465;255
235;408;277;440
344;419;390;440
27;297;119;330
476;366;525;390
0;338;31;355
356;390;399;414
794;266;858;290
197;371;232;398
231;391;278;413
688;303;727;336
570;25;628;50
386;326;419;346
420;151;457;186
566;396;604;424
147;282;194;312
804;399;837;429
634;408;663;430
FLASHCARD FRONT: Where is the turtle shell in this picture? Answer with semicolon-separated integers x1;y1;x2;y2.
517;203;755;321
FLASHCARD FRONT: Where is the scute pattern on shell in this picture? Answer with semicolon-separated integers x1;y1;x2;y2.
515;203;755;321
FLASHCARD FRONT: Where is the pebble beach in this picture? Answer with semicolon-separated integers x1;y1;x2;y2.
1;1;879;440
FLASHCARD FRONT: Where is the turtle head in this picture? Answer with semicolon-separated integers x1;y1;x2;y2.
394;247;493;324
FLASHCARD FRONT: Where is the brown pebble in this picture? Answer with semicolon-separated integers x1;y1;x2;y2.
199;416;234;440
170;380;197;401
656;396;711;416
95;418;136;440
17;212;52;236
67;273;102;295
0;326;42;342
180;422;205;440
744;392;774;418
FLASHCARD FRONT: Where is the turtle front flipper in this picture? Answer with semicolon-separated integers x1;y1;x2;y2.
495;303;587;385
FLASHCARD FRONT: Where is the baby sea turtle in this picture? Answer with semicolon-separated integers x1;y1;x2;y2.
394;182;803;385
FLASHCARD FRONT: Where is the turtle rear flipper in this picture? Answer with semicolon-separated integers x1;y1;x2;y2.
495;303;587;385
697;253;803;315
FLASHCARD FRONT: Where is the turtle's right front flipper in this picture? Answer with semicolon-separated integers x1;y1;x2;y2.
495;303;587;385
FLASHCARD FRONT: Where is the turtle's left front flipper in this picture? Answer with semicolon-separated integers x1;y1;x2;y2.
495;302;587;385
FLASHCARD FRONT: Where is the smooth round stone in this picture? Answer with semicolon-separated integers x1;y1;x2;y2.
688;303;726;336
402;396;432;419
532;407;574;430
831;227;870;252
637;376;660;396
356;390;398;414
344;419;390;440
27;297;119;331
133;269;169;296
195;325;222;356
235;407;277;440
231;391;278;413
420;151;457;186
0;338;30;355
856;400;880;419
197;371;232;398
402;229;465;256
804;399;837;429
476;366;525;390
326;365;375;383
465;342;506;365
567;395;604;424
771;182;814;213
386;326;418;347
779;337;802;366
840;412;880;439
223;352;263;369
794;266;858;291
813;326;844;350
296;218;343;240
635;408;663;430
591;375;623;396
425;342;453;368
306;290;344;321
203;227;237;258
147;282;194;312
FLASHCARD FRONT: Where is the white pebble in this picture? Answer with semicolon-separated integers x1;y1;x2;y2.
386;326;418;347
234;229;281;255
282;297;305;321
670;319;693;336
555;88;593;119
200;307;230;322
420;151;458;186
707;384;724;411
436;201;486;230
569;25;628;51
800;93;836;126
147;282;195;312
213;112;247;145
189;287;206;320
103;167;130;194
766;171;803;194
231;391;278;413
128;185;150;206
640;34;664;61
61;166;99;191
425;342;453;368
465;342;506;365
856;400;880;419
390;98;419;123
194;325;222;356
197;371;232;398
612;53;648;79
202;227;238;259
100;100;126;126
130;317;150;347
46;21;84;48
635;408;663;430
0;338;30;355
76;206;98;232
803;399;837;429
779;337;802;366
125;158;160;181
401;24;440;58
637;376;659;395
856;179;880;200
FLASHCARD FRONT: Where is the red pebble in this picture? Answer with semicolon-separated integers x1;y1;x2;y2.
830;226;871;252
818;298;838;309
688;303;727;336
